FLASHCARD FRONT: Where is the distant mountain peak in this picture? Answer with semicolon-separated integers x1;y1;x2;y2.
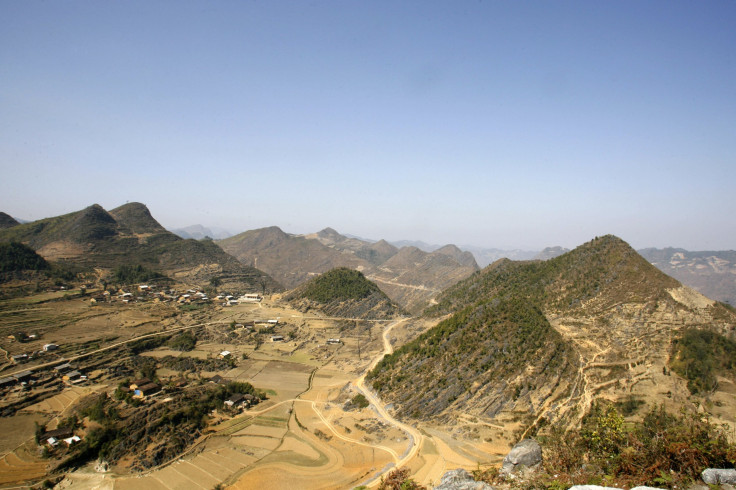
109;202;166;234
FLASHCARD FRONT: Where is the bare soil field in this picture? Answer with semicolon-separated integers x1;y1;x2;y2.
0;295;519;489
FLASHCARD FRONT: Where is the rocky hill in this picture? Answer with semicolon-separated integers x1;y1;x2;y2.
368;235;736;432
0;212;20;229
286;267;402;319
219;226;367;289
533;246;569;260
0;203;280;291
306;228;399;266
171;224;233;240
639;247;736;307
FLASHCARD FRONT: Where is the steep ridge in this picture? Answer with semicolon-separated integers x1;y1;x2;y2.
369;235;736;431
434;244;479;268
109;202;167;234
286;267;403;319
0;212;20;229
0;203;280;291
219;226;368;289
639;247;736;307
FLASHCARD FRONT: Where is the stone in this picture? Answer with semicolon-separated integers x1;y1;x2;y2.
702;468;736;485
500;439;542;475
433;468;494;490
568;486;622;490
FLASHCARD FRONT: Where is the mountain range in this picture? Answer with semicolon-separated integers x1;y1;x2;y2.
219;226;479;313
0;203;280;292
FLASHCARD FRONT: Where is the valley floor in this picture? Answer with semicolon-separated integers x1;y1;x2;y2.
0;295;512;489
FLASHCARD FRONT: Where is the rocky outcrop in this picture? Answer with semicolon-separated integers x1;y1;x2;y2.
432;468;493;490
499;439;542;476
701;468;736;485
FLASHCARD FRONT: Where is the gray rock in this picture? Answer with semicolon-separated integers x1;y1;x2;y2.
433;468;493;490
568;486;623;490
702;468;736;485
500;439;542;475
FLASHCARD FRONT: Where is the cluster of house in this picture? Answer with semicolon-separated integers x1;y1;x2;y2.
220;293;262;306
9;342;60;365
42;427;81;448
208;375;261;411
0;359;87;392
0;370;33;390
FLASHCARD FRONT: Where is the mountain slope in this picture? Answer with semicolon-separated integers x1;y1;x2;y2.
286;267;402;319
0;203;280;291
366;246;479;313
639;247;736;307
219;226;369;289
369;235;736;430
0;212;20;229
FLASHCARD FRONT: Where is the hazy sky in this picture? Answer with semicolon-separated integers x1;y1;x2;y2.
1;1;734;250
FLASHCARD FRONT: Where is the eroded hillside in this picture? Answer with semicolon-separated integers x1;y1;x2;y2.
369;235;736;433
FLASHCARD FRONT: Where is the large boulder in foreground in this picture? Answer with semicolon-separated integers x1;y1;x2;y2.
500;439;542;476
433;468;493;490
701;468;736;485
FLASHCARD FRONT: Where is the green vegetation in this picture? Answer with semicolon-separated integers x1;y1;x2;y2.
0;242;49;272
167;330;196;351
377;467;425;490
300;268;382;303
536;403;736;488
351;393;369;409
669;328;736;394
113;264;166;284
368;296;574;418
64;381;266;471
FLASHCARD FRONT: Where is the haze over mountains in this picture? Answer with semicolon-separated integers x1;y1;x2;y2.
219;226;479;313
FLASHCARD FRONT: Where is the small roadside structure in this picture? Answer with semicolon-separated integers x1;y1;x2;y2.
327;338;341;344
271;335;284;342
267;319;278;324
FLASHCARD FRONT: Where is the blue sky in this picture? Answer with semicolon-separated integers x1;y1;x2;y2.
1;1;734;250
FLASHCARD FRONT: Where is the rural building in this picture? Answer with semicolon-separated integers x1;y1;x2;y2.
134;383;161;398
12;371;32;382
53;363;74;374
267;319;278;324
238;293;262;303
63;436;81;446
0;377;16;389
43;344;59;351
271;335;284;342
63;371;82;382
11;354;29;363
219;350;231;359
42;427;73;442
225;393;245;407
327;338;341;344
130;378;152;390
